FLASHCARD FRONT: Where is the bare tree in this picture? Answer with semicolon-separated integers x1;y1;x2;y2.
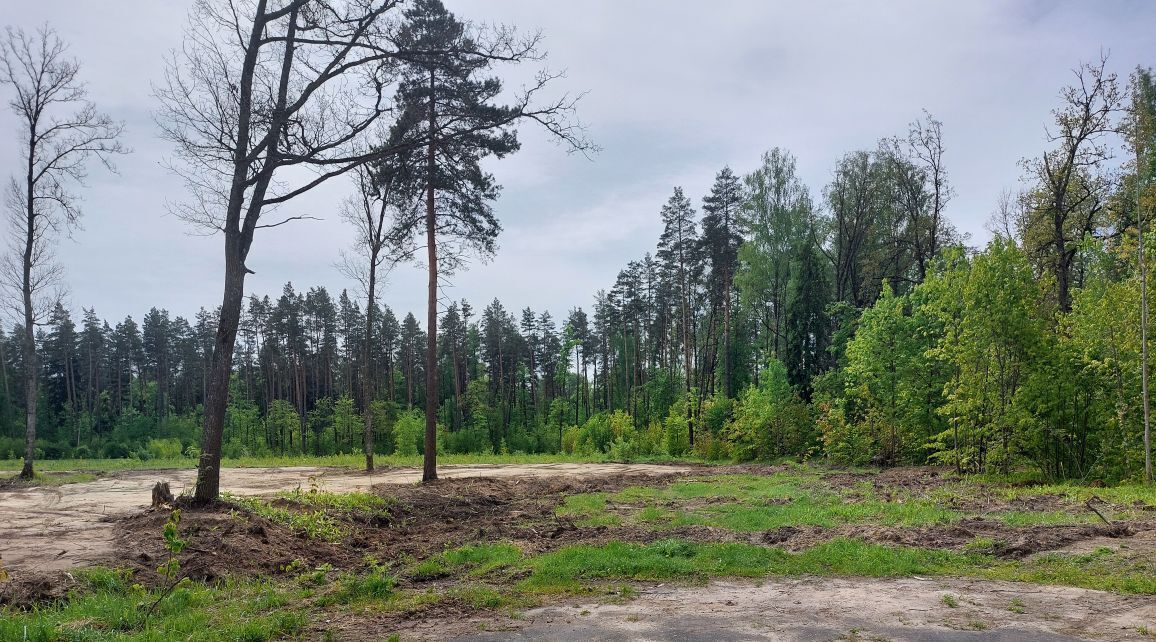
338;161;416;471
907;110;954;279
986;188;1029;240
1023;55;1121;312
0;25;125;480
156;0;418;502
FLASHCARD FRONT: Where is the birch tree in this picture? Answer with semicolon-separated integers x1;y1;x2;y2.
0;25;125;479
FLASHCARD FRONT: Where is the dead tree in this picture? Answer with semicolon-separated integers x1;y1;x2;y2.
906;110;954;281
1024;55;1121;312
0;25;125;480
339;162;417;472
156;0;418;503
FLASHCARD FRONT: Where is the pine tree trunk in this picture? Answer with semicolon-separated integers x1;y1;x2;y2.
423;70;439;483
363;254;377;472
724;273;732;398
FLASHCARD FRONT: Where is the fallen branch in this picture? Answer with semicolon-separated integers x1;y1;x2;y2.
1084;496;1112;525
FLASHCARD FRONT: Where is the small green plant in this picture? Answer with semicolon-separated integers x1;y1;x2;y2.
326;559;396;604
1009;597;1026;614
146;509;189;624
227;494;347;541
940;593;959;608
300;563;334;586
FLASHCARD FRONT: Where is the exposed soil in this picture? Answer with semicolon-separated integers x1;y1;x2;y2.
0;464;692;604
449;577;1156;642
3;463;1155;641
756;518;1143;558
108;472;701;586
0;462;693;574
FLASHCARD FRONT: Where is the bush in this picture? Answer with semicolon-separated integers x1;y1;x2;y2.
561;426;580;454
101;441;131;459
39;441;69;460
441;425;492;454
692;431;730;461
222;438;250;459
726;360;813;461
147;437;185;460
71;445;92;459
575;413;615;454
393;410;425;456
818;403;876;466
663;401;691;458
0;437;22;459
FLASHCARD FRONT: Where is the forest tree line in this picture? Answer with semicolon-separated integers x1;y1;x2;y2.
3;58;1154;483
2;0;1153;486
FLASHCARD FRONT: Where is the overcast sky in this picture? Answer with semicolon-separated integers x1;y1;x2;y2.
2;0;1154;325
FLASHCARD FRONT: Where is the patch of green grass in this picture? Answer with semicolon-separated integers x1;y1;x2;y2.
994;483;1156;508
556;493;622;526
448;584;536;610
614;472;816;504
993;510;1098;527
522;537;974;593
520;537;1156;596
941;593;959;608
411;543;523;580
320;562;397;605
279;488;392;515
226;494;347;542
0;572;309;642
0;470;97;486
582;472;960;532
976;546;1156;594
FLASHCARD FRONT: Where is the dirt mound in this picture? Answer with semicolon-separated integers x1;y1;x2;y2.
757;517;1144;558
823;465;960;497
112;504;355;585
0;571;79;606
0;463;694;574
78;471;688;591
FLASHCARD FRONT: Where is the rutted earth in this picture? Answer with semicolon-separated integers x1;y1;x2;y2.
2;464;1155;641
0;463;691;572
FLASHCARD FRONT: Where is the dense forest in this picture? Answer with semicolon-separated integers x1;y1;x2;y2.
2;3;1154;485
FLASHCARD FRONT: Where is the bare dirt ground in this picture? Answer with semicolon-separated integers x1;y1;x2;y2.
0;463;691;573
2;464;1154;640
452;577;1156;642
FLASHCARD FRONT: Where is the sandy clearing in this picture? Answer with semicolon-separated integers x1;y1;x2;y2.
0;463;689;572
456;576;1156;642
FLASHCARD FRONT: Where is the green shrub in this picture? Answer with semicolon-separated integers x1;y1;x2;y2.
818;403;876;466
393;410;425;456
727;360;813;461
148;438;185;460
101;441;131;459
664;402;691;458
